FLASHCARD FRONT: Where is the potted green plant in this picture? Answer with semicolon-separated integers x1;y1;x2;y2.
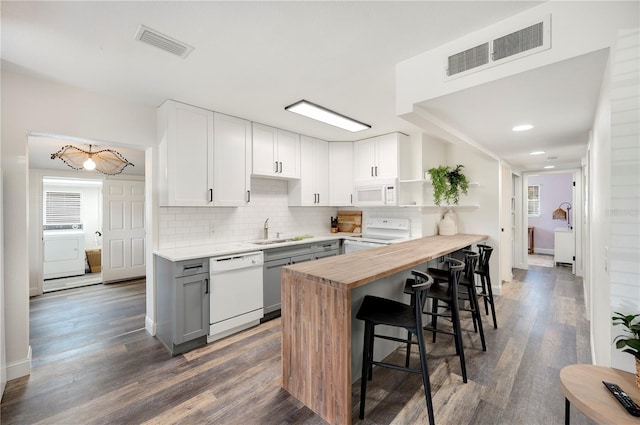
427;164;469;206
446;164;469;205
612;311;640;389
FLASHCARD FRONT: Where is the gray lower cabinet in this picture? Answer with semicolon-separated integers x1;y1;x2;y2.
313;240;341;259
263;243;313;316
156;256;210;355
262;240;341;318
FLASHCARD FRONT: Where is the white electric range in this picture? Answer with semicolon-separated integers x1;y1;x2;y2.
343;217;411;253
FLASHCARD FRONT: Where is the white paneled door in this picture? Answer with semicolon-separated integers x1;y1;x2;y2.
102;180;145;283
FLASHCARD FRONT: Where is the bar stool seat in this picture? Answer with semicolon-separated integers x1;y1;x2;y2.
356;271;436;425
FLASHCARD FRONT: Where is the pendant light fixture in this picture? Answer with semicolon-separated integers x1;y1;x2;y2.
51;144;134;175
285;100;371;132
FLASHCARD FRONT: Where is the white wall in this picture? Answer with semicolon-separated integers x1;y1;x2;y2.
608;29;640;373
396;1;638;116
589;52;612;368
159;178;338;249
445;144;501;293
1;71;156;380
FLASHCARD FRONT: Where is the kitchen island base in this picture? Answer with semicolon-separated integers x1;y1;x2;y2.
281;234;488;425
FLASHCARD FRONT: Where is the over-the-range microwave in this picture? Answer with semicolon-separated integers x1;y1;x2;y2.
354;179;397;206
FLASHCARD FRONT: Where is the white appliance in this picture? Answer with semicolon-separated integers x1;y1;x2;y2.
209;251;264;342
42;224;86;279
343;217;410;253
354;179;397;206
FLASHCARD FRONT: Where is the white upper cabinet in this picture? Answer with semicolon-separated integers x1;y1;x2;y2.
329;142;354;206
213;112;251;206
252;123;300;179
353;133;403;182
289;136;329;206
158;100;214;206
157;100;250;207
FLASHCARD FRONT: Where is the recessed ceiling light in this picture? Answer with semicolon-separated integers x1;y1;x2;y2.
285;100;371;132
530;151;545;155
544;165;555;169
512;124;534;132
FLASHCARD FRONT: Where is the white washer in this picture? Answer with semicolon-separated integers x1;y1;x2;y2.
43;226;86;279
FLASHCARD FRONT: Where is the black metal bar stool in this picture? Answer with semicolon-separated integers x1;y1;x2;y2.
475;244;497;329
356;271;436;425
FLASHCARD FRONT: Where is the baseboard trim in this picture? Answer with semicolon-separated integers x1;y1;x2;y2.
533;248;554;255
7;345;31;381
145;315;156;336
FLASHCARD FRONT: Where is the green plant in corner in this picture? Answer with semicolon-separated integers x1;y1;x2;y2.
445;164;469;205
612;311;640;360
427;164;469;206
427;165;449;206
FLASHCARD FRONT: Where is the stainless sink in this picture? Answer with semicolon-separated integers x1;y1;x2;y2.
250;238;294;245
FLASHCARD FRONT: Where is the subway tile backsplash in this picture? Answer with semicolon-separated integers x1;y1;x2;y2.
158;178;339;249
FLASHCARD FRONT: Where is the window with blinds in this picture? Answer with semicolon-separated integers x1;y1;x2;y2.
44;191;82;224
527;185;540;216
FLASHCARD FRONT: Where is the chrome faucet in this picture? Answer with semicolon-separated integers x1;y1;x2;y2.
263;218;269;240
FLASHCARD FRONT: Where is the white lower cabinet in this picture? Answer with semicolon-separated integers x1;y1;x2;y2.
288;135;328;206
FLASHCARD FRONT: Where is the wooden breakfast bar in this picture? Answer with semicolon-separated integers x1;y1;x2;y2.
281;233;488;425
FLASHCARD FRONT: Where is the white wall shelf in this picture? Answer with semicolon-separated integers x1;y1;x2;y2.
398;204;481;209
398;179;480;208
398;179;480;186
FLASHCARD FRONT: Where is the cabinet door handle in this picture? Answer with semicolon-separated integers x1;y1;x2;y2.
350;194;353;204
274;161;278;173
183;264;202;271
247;190;251;203
371;166;374;177
279;162;283;173
317;193;320;204
375;166;378;176
205;278;209;294
209;188;213;202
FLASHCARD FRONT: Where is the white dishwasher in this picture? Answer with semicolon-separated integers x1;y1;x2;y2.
208;251;264;343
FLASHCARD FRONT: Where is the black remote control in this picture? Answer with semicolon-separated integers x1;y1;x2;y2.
602;381;640;417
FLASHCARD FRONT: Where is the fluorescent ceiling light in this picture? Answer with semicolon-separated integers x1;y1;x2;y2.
285;100;371;132
544;165;555;169
530;151;545;155
512;124;534;132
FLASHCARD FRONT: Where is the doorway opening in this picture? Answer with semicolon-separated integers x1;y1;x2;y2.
526;171;575;270
29;133;147;296
42;176;104;292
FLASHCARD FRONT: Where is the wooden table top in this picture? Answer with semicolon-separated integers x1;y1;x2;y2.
283;233;487;290
560;364;640;424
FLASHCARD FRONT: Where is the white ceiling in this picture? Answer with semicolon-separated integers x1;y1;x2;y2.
3;1;608;174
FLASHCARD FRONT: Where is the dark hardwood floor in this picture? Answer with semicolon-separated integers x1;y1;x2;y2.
1;265;594;424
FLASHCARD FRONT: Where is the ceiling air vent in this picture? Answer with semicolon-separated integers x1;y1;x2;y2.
135;25;194;59
447;42;490;77
492;21;544;61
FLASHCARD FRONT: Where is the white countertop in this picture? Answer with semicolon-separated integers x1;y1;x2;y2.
154;232;359;262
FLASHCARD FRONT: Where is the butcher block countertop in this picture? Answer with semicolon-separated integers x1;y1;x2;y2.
284;233;488;290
